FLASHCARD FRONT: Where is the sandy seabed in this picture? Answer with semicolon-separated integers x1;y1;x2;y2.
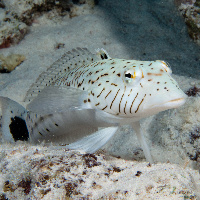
0;2;200;199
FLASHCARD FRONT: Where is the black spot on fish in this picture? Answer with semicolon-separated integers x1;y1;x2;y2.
101;73;108;77
9;117;29;141
100;53;108;60
111;83;118;87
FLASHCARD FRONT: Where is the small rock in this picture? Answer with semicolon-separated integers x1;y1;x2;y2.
0;54;26;73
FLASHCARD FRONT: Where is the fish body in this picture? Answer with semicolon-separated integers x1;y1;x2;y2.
58;58;184;119
0;48;187;163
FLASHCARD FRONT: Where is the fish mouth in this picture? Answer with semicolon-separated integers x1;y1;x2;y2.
159;97;186;108
167;98;186;103
147;97;186;110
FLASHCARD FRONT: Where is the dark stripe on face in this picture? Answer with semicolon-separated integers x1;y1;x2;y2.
97;88;105;98
105;90;112;99
110;89;120;109
102;105;108;110
130;93;138;114
128;89;132;97
119;86;126;113
147;73;162;76
135;94;146;113
124;100;128;114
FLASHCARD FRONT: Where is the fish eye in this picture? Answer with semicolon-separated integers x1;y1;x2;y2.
124;69;142;84
124;71;135;83
125;73;132;78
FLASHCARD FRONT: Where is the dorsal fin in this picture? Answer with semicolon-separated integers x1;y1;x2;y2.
24;48;100;103
95;48;111;60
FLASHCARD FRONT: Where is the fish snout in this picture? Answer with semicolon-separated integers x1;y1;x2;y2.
163;92;187;108
143;91;187;112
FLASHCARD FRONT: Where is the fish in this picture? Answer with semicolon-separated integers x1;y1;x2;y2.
0;47;187;164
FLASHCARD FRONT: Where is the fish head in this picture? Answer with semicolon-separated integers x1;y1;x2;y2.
120;60;186;118
92;59;186;120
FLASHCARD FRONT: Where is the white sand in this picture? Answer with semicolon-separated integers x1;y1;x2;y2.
0;2;200;199
0;143;199;199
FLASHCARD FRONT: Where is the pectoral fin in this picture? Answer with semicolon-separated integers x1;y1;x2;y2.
27;86;90;115
66;127;118;153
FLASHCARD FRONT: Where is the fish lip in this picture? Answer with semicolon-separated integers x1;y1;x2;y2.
162;97;186;108
167;97;186;103
148;97;186;109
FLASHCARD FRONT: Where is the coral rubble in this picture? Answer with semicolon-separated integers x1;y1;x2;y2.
179;0;200;44
0;144;199;199
0;0;96;48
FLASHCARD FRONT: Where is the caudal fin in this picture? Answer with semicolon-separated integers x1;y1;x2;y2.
0;97;29;143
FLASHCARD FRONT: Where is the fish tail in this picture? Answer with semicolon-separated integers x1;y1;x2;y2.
0;97;29;142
